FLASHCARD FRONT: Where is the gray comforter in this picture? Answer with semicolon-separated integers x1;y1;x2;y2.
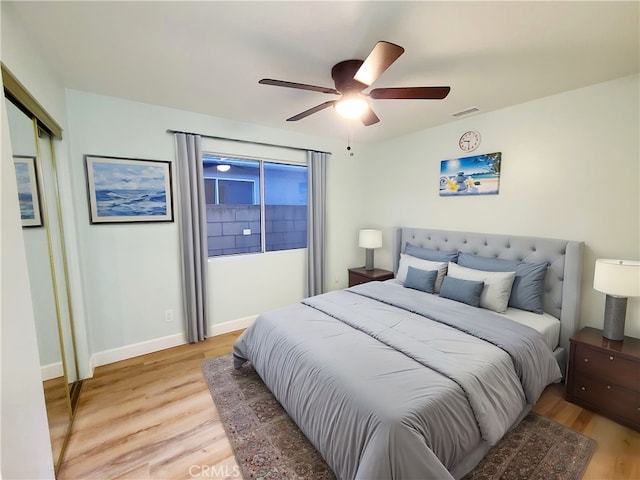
233;282;562;480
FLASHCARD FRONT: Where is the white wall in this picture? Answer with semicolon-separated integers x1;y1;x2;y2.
362;74;640;338
64;89;364;358
0;3;67;122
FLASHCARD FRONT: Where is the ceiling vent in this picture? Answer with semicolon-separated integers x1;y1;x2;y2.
452;107;480;118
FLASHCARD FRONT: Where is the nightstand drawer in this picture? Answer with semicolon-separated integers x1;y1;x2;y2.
571;375;640;425
349;272;370;287
574;343;639;390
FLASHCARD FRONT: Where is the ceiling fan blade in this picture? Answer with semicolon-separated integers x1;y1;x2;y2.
361;107;380;126
259;79;339;95
354;41;405;87
287;100;337;121
370;86;451;100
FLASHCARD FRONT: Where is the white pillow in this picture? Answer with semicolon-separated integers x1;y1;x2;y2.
447;262;516;313
397;254;448;293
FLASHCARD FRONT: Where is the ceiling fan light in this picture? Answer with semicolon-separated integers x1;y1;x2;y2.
335;96;368;119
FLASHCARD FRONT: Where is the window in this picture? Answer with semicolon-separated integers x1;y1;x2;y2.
203;154;307;257
205;178;255;205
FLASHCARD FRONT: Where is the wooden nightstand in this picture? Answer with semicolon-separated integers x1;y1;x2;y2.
565;326;640;431
348;267;394;287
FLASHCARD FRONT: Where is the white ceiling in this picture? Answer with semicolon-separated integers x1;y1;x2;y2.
6;1;639;144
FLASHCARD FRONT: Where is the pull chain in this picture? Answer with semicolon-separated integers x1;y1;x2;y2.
346;122;355;157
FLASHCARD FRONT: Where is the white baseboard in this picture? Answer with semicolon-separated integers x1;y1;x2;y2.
41;361;63;381
208;315;256;337
88;315;256;375
90;332;187;370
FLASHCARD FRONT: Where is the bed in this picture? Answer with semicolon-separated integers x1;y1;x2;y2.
233;227;584;479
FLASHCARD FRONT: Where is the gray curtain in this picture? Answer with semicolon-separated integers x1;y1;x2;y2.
175;133;208;342
306;150;328;297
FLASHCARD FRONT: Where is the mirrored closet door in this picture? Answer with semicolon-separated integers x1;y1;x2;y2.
4;74;81;475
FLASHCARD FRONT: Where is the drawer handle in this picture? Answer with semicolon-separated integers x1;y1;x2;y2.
606;385;611;390
583;358;589;363
581;386;586;391
609;356;614;361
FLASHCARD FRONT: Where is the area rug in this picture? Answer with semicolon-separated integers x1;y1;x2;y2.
202;354;596;480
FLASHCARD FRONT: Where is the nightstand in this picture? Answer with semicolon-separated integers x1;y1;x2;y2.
348;267;394;287
565;326;640;431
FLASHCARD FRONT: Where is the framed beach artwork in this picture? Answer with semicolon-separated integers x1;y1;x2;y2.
13;156;43;227
439;152;502;197
84;155;174;224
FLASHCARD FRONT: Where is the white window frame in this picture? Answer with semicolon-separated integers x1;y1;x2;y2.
202;150;307;257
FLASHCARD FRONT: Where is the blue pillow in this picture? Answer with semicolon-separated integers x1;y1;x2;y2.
457;252;548;314
405;242;459;263
439;276;484;307
403;266;438;294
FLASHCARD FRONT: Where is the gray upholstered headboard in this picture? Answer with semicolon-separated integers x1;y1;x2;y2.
392;228;584;363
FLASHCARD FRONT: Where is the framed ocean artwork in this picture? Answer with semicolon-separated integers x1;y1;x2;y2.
84;155;174;224
440;152;501;197
13;155;43;227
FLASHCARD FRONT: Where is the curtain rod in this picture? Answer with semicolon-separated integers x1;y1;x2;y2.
166;129;331;155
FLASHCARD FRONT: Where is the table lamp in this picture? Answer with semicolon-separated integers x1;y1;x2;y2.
593;259;640;341
359;229;382;271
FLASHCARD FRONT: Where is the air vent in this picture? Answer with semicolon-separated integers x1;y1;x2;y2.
452;107;480;118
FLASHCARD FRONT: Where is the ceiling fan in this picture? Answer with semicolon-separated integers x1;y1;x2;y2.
259;41;451;126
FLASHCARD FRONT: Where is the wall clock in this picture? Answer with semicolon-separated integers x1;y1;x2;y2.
459;130;481;152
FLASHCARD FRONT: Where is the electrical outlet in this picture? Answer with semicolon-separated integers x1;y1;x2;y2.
242;228;251;235
164;309;173;323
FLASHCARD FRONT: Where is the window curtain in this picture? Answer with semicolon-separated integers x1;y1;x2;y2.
175;133;208;342
306;150;328;297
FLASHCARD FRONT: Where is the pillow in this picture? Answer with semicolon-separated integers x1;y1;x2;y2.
403;266;438;294
447;262;516;313
457;252;549;314
405;242;459;263
397;254;448;293
439;276;484;307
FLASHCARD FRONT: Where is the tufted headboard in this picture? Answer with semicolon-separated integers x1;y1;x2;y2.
392;228;584;366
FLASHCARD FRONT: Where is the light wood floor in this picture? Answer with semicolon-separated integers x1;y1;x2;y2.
58;330;640;480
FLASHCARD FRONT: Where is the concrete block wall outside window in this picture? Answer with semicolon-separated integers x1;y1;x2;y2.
207;204;307;256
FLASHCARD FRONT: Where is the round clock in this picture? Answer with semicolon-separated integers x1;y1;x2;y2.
459;130;481;152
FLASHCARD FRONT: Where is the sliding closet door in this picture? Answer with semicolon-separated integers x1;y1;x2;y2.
5;95;80;475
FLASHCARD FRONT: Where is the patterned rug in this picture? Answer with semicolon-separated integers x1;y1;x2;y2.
202;354;596;480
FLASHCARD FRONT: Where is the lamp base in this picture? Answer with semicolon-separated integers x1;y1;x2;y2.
364;249;374;271
603;295;627;341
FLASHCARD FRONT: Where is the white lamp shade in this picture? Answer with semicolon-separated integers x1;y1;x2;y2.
359;229;382;249
594;259;640;297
